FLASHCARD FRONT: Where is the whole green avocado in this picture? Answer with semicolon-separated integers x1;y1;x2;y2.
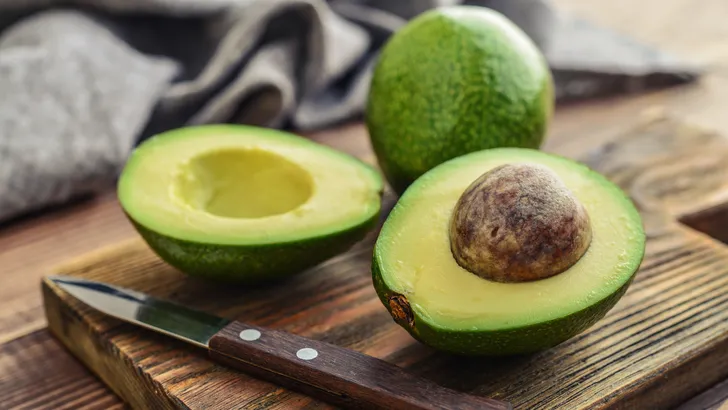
366;5;554;194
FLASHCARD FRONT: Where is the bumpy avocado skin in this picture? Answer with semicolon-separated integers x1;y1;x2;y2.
372;258;639;356
129;212;380;283
366;6;554;194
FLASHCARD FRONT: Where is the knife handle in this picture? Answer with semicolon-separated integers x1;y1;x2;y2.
208;321;511;410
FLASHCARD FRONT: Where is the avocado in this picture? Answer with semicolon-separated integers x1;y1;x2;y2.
366;5;554;194
117;125;384;283
372;148;645;356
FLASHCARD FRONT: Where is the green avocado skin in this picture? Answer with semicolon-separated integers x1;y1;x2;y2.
372;258;638;356
129;212;379;283
366;6;554;194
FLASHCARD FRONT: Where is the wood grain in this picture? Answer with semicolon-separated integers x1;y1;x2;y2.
42;112;728;409
677;378;728;410
2;1;728;409
0;192;135;341
0;0;723;341
209;321;510;410
0;329;124;410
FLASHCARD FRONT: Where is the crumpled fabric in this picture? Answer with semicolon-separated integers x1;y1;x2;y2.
0;0;698;223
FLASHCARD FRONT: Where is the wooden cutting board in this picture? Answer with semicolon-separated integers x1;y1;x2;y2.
43;113;728;410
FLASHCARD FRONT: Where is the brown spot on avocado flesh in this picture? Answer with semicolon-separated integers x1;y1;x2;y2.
388;294;415;328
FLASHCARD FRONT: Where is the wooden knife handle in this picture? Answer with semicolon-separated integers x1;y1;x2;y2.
208;321;511;410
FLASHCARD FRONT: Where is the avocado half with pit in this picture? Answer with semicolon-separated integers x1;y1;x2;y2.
118;125;384;283
372;148;645;356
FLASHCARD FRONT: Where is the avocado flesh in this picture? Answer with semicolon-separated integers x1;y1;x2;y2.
373;148;645;356
366;6;553;194
118;125;384;282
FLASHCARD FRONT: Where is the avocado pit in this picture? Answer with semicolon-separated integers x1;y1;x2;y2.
449;163;592;282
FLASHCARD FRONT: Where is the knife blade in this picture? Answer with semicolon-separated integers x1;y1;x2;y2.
48;275;511;410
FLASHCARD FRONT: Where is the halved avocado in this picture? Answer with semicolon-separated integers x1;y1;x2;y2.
372;148;645;356
118;125;384;283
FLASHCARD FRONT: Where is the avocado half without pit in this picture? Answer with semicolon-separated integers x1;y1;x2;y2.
118;125;384;283
373;148;646;356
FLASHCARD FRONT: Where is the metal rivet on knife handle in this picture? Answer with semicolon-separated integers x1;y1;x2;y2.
239;329;261;341
49;276;512;410
296;348;318;361
209;321;512;410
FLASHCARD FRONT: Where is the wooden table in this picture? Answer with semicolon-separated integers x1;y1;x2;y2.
3;1;728;408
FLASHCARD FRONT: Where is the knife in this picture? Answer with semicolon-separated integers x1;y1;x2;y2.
47;275;511;410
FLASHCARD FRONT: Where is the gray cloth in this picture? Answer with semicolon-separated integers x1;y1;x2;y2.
0;0;699;223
